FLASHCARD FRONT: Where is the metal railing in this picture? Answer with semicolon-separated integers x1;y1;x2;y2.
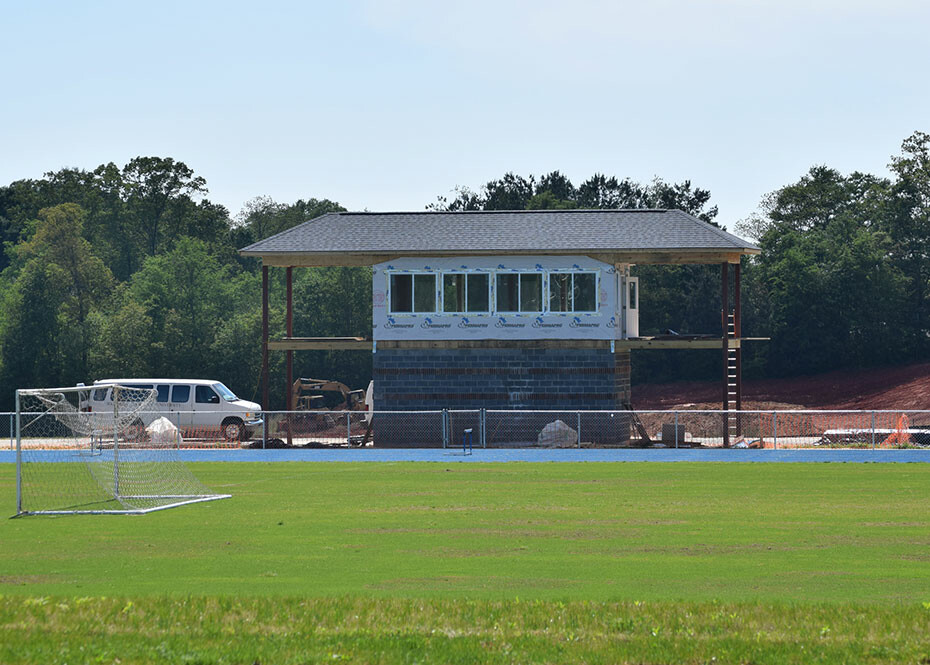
5;409;930;450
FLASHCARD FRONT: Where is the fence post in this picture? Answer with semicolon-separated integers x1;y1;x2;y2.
773;411;778;450
577;411;582;449
480;408;487;448
442;409;449;448
345;411;350;446
675;411;679;449
871;411;876;450
262;411;267;450
113;387;120;499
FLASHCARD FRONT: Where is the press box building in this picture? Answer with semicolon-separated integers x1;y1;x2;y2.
240;209;760;444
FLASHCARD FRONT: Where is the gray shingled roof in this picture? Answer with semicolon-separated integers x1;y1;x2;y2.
239;209;759;258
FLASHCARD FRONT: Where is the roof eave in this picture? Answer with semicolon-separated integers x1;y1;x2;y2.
238;246;760;267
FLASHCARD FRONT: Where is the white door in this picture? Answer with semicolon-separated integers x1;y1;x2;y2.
193;384;223;436
168;384;194;434
626;277;639;338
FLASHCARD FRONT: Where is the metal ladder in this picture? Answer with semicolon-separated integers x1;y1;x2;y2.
727;312;738;439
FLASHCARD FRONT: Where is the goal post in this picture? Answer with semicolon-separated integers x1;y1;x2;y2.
14;385;230;516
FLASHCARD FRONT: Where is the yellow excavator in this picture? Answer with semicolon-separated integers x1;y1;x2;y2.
275;378;370;441
291;378;367;412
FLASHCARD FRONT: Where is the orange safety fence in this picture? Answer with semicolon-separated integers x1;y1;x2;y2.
881;414;911;448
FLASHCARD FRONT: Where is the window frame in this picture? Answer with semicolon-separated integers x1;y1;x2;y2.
195;385;221;404
496;271;545;314
387;271;438;315
383;267;601;316
547;270;599;314
441;271;491;314
171;385;191;403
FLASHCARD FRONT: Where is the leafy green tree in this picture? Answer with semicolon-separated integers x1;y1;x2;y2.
526;191;577;209
740;162;910;376
0;158;235;281
121;157;208;258
128;237;230;375
233;196;345;244
1;204;114;387
16;204;114;327
885;131;930;359
88;287;155;379
0;260;69;391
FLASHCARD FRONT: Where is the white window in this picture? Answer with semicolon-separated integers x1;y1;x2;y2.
389;273;436;313
496;273;543;313
548;272;597;312
443;273;490;313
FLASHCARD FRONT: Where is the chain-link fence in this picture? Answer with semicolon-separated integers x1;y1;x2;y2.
6;409;930;450
3;412;13;451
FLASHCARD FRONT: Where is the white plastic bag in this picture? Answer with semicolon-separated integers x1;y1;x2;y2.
146;416;182;445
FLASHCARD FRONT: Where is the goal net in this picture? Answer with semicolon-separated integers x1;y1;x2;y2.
15;385;230;515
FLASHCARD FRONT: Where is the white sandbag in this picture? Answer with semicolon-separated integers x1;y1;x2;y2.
146;416;181;445
537;420;578;448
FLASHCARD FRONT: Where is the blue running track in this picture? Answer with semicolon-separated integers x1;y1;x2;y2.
3;448;930;463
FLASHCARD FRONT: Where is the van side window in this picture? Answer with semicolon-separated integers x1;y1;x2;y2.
156;385;170;403
93;388;109;401
171;385;190;403
196;386;220;404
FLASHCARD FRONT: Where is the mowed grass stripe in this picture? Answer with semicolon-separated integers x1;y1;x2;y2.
2;596;930;665
2;462;930;602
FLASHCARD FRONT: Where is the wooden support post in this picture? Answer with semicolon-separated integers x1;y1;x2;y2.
261;265;270;413
285;267;293;447
721;262;729;448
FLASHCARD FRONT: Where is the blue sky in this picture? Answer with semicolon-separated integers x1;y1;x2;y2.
2;0;927;232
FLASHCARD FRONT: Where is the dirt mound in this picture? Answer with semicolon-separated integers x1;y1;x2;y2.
634;362;930;411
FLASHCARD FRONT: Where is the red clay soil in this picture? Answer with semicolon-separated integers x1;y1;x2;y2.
633;362;930;411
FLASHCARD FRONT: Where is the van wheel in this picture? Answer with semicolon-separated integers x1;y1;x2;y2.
221;417;245;441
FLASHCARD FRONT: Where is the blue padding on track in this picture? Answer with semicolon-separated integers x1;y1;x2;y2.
3;448;930;463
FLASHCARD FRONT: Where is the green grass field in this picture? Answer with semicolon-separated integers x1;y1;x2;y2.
3;461;930;663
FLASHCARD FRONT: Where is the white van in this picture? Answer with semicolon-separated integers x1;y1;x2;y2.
81;379;263;441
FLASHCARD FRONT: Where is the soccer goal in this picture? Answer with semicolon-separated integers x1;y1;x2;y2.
14;385;230;516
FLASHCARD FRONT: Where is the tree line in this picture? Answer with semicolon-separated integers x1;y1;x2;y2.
0;134;927;410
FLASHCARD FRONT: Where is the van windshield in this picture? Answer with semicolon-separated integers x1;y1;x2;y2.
213;383;238;402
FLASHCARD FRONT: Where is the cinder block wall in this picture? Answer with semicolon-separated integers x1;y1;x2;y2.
373;343;629;410
371;342;631;446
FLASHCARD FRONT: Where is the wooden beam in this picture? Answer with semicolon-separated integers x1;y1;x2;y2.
285;268;293;402
266;336;767;351
285;267;293;446
615;338;750;350
375;339;612;350
269;337;373;351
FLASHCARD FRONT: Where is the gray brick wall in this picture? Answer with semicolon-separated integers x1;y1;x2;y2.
373;346;630;411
